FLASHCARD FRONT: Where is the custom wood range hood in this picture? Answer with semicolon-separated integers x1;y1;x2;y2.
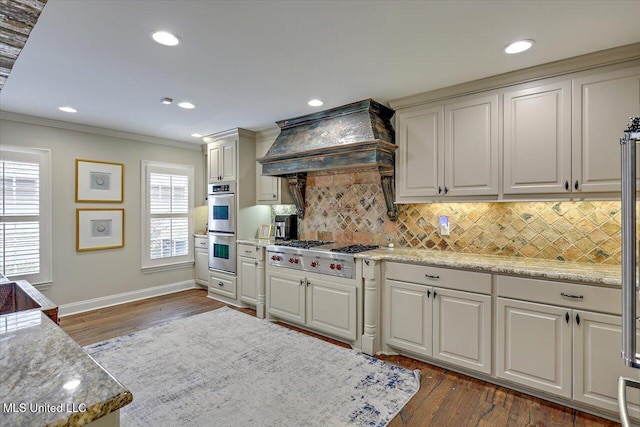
257;99;398;220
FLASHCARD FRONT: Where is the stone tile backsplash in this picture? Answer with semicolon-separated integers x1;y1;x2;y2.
274;170;623;264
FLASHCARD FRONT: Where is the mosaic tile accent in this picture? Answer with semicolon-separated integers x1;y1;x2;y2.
275;170;623;264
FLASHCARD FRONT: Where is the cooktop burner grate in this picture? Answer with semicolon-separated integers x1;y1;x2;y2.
273;240;333;249
330;244;379;254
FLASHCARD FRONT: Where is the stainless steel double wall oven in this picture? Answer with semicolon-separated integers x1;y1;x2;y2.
207;182;236;274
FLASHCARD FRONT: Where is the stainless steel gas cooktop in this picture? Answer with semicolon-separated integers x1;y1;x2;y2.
266;240;379;279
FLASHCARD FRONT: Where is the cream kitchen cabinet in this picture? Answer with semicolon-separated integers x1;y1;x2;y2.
237;243;266;318
496;297;573;398
572;66;640;193
206;139;236;183
384;262;492;375
496;274;640;419
395;94;499;202
573;310;640;417
255;130;293;204
266;268;357;341
208;271;236;300
503;81;572;194
194;235;209;287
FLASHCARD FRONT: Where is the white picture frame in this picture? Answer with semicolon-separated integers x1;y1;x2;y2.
76;208;125;251
76;159;124;202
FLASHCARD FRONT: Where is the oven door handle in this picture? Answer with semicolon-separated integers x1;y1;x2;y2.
208;231;235;237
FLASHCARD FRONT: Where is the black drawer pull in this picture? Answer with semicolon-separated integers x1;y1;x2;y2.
576;313;581;326
364;260;370;266
425;274;440;280
217;282;224;287
561;292;584;300
565;312;570;323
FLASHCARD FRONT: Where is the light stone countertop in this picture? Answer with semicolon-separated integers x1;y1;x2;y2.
0;310;132;426
236;238;275;248
355;247;622;288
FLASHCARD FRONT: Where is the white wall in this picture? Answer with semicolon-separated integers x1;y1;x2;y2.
0;116;204;306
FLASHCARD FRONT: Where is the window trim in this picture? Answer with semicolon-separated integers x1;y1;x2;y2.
141;160;194;272
0;145;52;285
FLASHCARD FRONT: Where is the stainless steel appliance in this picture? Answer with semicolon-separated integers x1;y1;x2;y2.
208;232;236;274
266;240;378;280
618;117;640;427
208;182;235;234
274;214;297;240
208;182;236;273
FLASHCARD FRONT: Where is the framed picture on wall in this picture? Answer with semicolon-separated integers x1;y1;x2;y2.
76;208;125;251
76;159;124;202
258;224;273;239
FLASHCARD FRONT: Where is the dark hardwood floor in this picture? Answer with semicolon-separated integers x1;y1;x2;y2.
59;289;618;426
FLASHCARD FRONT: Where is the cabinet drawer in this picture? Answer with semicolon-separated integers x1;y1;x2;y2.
209;274;237;299
496;275;620;315
237;243;257;259
195;235;208;250
385;262;491;294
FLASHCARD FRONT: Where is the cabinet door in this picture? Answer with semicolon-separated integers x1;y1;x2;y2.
195;249;209;286
496;298;572;398
433;288;491;374
238;256;257;305
306;277;357;341
572;67;640;192
208;143;221;183
266;270;305;324
385;279;432;357
573;310;640;417
220;140;237;182
503;82;572;194
444;94;499;196
395;105;444;201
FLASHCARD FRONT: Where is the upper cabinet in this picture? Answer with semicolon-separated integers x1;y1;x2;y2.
572;66;640;192
444;95;499;197
395;60;640;202
208;139;236;183
255;130;293;205
503;81;572;194
395;94;499;202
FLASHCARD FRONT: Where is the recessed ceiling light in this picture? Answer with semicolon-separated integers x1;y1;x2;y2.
308;99;323;107
191;133;203;138
58;106;77;113
161;97;173;105
177;102;195;109
151;31;181;47
504;39;534;54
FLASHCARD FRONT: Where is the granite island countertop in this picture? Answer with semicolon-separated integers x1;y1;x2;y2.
355;247;621;288
0;310;132;426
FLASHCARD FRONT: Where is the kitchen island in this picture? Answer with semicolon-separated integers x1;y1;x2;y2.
0;310;132;426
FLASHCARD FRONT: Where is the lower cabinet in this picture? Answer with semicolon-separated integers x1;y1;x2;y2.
237;243;266;318
267;268;357;341
573;310;640;417
496;298;572;398
497;297;640;417
194;235;209;287
385;278;492;375
208;271;236;300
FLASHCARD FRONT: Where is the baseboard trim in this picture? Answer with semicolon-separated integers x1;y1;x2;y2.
58;280;197;317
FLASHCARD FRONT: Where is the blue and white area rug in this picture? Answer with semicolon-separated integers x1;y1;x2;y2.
85;307;419;427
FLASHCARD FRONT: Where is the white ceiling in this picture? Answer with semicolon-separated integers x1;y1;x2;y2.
1;0;640;144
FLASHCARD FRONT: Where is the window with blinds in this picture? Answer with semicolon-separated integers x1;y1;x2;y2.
0;146;51;284
142;161;193;270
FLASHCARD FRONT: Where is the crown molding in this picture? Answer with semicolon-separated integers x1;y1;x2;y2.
390;42;640;110
0;111;201;151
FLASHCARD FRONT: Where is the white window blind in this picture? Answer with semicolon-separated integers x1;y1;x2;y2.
0;146;51;284
142;161;193;270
